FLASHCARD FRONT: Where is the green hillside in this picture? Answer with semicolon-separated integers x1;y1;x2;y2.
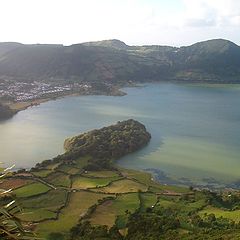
0;39;240;84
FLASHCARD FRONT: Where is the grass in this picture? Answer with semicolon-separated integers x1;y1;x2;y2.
36;191;108;237
46;163;61;170
32;169;52;178
120;168;189;194
19;189;67;210
46;172;71;187
13;182;50;198
89;193;140;228
18;208;56;222
140;192;158;211
57;164;81;175
74;156;91;169
71;176;120;189
199;206;240;223
149;184;190;194
95;179;148;193
155;198;207;215
0;178;33;190
82;170;120;178
120;168;153;185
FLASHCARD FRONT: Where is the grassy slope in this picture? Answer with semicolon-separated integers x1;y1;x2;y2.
199;206;240;222
94;179;148;193
14;182;50;198
18;208;57;222
89;193;140;228
72;175;121;189
36;191;109;237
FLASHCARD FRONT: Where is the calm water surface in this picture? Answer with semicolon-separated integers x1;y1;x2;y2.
1;83;240;185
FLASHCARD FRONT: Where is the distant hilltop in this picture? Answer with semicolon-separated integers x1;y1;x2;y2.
0;38;240;84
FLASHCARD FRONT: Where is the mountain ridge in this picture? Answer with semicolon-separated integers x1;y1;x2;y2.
0;38;240;84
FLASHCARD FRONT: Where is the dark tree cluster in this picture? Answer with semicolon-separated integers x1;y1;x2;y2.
0;103;15;120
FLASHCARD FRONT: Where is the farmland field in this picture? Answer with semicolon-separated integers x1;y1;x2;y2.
19;189;67;210
139;192;158;211
14;182;50;198
0;178;33;190
89;193;140;228
46;172;71;187
18;208;57;222
95;179;148;193
32;169;52;178
82;170;120;178
199;207;240;223
72;176;120;189
36;191;109;236
57;164;81;175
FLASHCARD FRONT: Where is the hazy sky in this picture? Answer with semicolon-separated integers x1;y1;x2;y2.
1;0;240;46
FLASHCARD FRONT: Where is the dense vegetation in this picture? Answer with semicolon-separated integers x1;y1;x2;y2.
0;103;15;120
0;39;240;85
1;120;240;240
35;119;151;170
69;190;240;240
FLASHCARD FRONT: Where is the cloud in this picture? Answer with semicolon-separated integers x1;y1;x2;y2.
182;0;240;28
0;0;239;46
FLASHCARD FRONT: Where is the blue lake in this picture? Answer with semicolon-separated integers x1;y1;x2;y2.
1;83;240;186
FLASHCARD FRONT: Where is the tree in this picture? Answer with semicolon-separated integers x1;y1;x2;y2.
47;232;64;240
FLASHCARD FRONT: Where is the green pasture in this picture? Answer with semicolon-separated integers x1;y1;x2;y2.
199;206;240;223
14;182;50;198
82;170;120;178
18;208;56;222
19;189;67;210
96;179;148;193
32;169;52;178
72;176;119;189
46;172;71;188
89;193;140;228
36;191;108;237
139;192;158;211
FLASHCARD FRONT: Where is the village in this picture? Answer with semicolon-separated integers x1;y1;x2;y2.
0;79;91;102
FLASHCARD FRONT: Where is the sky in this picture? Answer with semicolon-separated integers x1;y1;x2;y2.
0;0;240;46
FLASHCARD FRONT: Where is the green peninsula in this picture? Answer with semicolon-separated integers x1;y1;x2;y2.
1;120;240;240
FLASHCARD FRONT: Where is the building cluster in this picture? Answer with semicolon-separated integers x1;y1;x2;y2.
0;80;91;102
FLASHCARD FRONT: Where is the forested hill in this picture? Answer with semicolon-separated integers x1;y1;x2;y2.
35;119;151;170
0;39;240;84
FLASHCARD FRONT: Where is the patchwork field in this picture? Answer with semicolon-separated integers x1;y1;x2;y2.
82;170;120;178
89;193;140;228
13;182;50;198
199;206;240;223
0;178;33;190
36;191;109;237
46;172;71;188
139;192;158;211
95;179;148;193
72;175;120;189
18;208;57;222
19;189;67;210
57;164;81;175
32;169;52;178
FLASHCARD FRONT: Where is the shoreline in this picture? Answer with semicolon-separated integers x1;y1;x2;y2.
4;81;240;118
5;87;126;117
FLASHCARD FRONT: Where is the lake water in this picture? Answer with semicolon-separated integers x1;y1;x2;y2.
1;83;240;187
